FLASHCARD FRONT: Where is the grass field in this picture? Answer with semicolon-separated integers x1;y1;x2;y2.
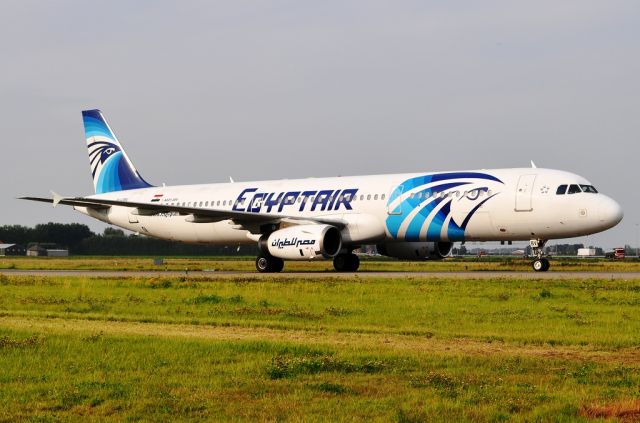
1;272;640;421
1;255;640;272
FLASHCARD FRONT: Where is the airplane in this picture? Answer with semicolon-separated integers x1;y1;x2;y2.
21;110;623;273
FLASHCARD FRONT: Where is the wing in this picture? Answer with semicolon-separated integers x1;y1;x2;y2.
19;195;348;232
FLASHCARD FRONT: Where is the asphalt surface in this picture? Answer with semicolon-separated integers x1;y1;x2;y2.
1;269;640;279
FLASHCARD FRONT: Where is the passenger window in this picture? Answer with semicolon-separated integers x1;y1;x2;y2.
556;185;567;195
374;194;379;200
223;200;226;206
360;195;364;201
217;201;220;206
367;194;371;200
567;184;582;194
381;194;386;200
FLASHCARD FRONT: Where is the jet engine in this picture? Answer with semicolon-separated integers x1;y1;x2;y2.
260;224;342;260
376;241;453;260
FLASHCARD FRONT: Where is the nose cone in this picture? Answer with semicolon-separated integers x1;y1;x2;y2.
597;196;623;230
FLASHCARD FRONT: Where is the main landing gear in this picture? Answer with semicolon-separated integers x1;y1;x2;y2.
255;253;284;273
333;253;360;272
254;252;361;273
530;239;550;272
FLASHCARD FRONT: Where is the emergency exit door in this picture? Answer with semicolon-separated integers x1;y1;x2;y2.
515;174;536;212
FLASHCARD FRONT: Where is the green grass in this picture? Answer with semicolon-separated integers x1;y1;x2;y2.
1;273;640;420
1;255;640;272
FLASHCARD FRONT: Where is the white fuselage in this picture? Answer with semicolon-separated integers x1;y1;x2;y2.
74;168;623;247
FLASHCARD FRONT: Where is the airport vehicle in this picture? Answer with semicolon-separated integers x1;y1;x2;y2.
605;248;626;260
21;110;623;272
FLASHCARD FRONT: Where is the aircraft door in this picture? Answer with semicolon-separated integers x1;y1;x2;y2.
515;174;536;212
387;185;404;215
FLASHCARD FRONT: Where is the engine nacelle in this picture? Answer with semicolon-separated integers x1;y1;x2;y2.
260;224;342;260
376;241;453;260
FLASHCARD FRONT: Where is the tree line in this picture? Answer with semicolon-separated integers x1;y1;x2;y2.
0;223;257;256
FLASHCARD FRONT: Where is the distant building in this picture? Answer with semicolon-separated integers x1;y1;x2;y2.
27;246;48;257
46;249;69;257
0;244;26;256
577;248;597;257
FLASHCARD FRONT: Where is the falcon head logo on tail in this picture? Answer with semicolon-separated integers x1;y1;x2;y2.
83;109;153;194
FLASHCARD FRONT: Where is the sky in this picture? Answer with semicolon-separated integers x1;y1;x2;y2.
1;0;638;250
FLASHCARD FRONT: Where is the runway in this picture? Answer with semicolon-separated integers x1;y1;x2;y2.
2;269;640;279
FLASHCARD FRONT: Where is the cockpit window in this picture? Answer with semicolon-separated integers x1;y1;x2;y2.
580;185;598;193
567;184;582;194
556;185;567;195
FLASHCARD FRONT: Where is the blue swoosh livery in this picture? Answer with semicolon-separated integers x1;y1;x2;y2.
386;172;503;241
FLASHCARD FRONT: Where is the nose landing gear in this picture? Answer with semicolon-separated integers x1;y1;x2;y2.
530;239;550;272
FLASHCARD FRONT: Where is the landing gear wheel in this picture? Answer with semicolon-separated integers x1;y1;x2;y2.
333;253;360;272
255;254;284;273
541;258;550;271
532;258;550;272
530;239;550;272
348;254;360;272
333;255;348;272
272;257;284;272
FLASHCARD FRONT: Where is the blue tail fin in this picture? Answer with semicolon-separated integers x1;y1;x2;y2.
82;109;153;194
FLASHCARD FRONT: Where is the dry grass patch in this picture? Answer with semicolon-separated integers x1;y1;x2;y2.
580;399;640;421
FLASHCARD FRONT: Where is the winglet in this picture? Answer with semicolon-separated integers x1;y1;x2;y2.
530;160;537;168
50;191;64;208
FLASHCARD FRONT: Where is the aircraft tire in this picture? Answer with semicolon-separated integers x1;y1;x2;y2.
256;254;284;273
272;257;285;272
333;254;348;272
541;257;550;271
333;253;360;272
347;253;360;271
532;258;550;272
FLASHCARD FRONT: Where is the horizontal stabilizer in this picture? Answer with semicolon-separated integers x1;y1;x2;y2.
50;191;64;207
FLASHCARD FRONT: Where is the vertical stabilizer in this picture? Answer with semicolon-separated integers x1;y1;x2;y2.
82;109;153;194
